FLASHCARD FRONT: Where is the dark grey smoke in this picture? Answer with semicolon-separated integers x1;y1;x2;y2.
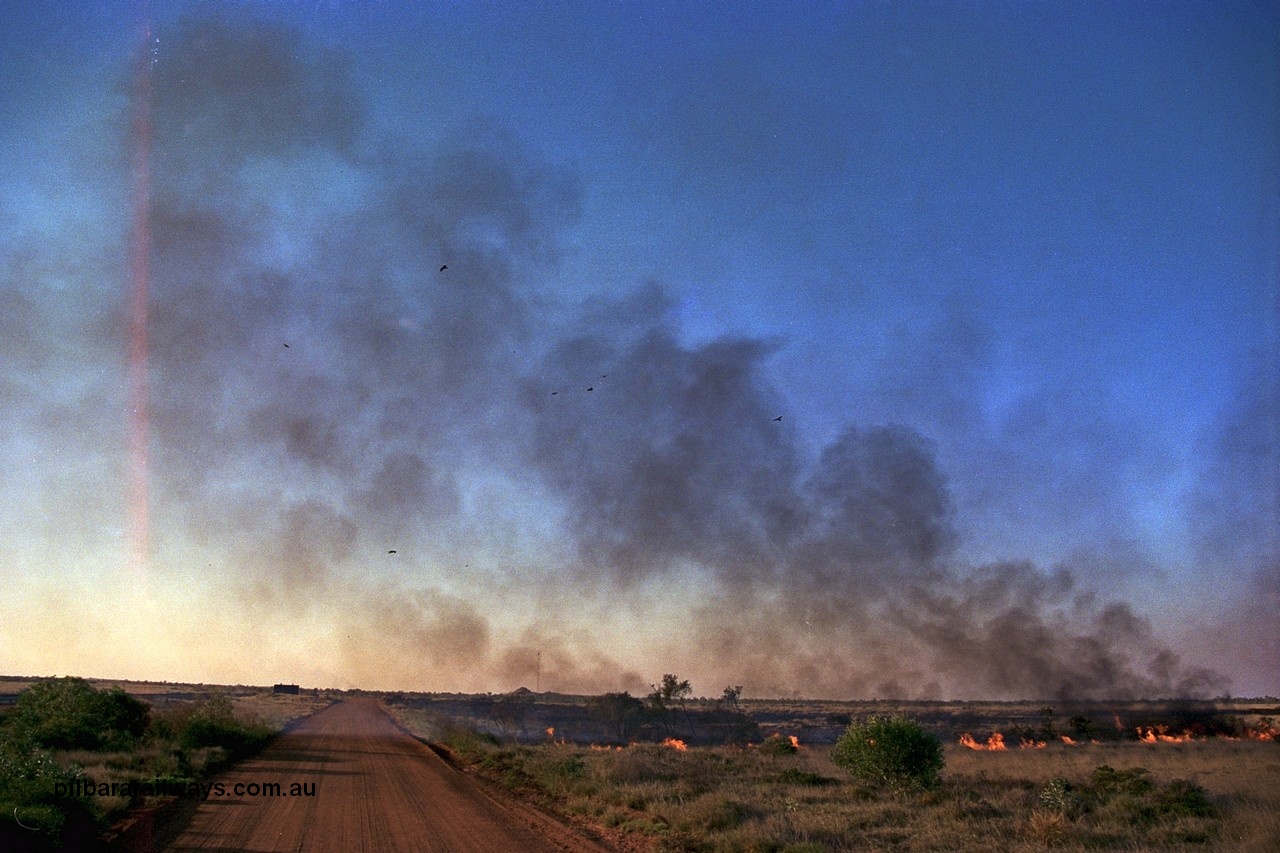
888;563;1223;700
137;17;576;560
527;288;806;586
524;286;1225;699
111;16;1235;698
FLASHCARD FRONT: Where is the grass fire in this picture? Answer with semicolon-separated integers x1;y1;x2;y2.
4;676;1279;851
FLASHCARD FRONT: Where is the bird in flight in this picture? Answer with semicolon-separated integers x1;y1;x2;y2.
283;343;290;348
439;264;448;271
773;416;783;421
387;550;397;554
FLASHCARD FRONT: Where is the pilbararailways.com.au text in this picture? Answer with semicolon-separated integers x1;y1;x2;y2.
54;779;316;799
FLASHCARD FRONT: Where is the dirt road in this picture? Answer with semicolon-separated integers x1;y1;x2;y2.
164;698;612;852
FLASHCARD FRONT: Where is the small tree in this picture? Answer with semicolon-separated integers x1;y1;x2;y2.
1038;706;1057;741
720;685;743;709
97;687;151;745
1068;714;1094;740
831;714;944;792
489;695;532;740
649;674;692;710
587;692;645;742
646;674;692;737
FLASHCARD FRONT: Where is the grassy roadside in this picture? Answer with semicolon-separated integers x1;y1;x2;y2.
394;705;1279;852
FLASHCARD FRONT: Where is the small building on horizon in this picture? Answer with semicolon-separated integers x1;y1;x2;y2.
273;683;300;695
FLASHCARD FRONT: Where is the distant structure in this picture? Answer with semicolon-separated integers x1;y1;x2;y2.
273;683;300;695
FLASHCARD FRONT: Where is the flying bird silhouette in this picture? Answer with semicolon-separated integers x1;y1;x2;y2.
439;264;448;271
387;550;397;554
283;343;290;348
773;416;783;421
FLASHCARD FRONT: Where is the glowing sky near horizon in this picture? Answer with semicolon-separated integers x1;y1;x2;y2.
1;0;1277;699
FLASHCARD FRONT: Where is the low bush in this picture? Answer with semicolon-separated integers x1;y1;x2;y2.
759;733;799;755
1087;765;1153;801
0;739;100;850
1153;778;1217;818
179;695;273;759
831;714;944;792
3;681;281;851
1039;777;1080;817
11;678;149;751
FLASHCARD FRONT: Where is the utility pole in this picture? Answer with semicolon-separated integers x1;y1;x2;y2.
536;650;541;693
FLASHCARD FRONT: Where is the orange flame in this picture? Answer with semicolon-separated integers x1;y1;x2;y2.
1020;738;1047;749
1246;720;1276;741
789;735;800;749
1136;726;1193;744
1060;735;1077;746
1220;724;1276;742
959;732;1007;751
660;737;688;751
546;727;555;739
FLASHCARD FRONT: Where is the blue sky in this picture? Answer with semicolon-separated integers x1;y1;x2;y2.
1;0;1276;698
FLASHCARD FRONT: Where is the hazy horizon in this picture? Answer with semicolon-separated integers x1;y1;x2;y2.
2;1;1276;700
6;672;1279;704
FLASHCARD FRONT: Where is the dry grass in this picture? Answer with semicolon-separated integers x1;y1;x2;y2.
410;725;1280;852
231;690;335;730
946;741;1280;851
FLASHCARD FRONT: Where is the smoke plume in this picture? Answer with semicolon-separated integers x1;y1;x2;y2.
10;15;1253;699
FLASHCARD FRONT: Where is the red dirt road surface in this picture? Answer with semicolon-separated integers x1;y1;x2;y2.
165;698;612;852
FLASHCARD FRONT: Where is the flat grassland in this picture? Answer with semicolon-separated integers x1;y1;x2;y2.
391;696;1280;852
5;678;1275;851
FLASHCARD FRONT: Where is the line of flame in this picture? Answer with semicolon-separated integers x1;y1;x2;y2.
958;732;1006;751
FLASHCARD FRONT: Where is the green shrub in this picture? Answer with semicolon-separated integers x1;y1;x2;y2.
0;739;100;849
1039;777;1080;817
179;695;271;757
1088;765;1153;799
759;733;799;755
830;714;944;792
95;688;151;746
1153;779;1217;818
1075;765;1217;826
12;678;149;751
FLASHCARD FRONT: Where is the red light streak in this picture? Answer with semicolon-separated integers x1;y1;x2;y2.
127;5;152;589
